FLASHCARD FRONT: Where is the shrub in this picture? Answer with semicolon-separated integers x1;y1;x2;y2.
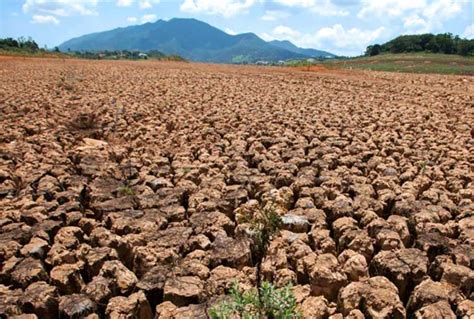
209;282;301;319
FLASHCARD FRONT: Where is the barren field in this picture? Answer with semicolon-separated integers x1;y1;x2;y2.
1;57;473;318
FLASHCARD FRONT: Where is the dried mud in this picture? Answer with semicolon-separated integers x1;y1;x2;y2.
0;57;473;318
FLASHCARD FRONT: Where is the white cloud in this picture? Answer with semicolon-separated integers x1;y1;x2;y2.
260;23;386;56
358;0;426;18
358;0;467;34
139;0;152;9
180;0;259;17
304;24;386;52
117;0;158;9
141;14;157;23
403;14;426;28
261;26;301;44
273;25;301;38
259;32;275;41
126;14;157;24
117;0;134;7
22;0;98;17
422;0;462;20
274;0;349;16
274;0;314;7
225;28;237;35
403;14;430;33
463;24;474;39
261;10;289;21
31;14;60;24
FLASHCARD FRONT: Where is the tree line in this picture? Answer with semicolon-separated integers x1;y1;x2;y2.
0;37;42;52
0;37;186;61
366;33;474;57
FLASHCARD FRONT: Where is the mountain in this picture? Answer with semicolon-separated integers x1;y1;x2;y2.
58;18;335;63
268;40;336;58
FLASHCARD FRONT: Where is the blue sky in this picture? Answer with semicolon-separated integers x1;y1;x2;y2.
1;0;473;56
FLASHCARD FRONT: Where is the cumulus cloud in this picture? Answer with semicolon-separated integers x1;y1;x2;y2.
22;0;98;17
358;0;466;33
139;0;161;9
225;28;238;35
117;0;159;9
31;14;60;24
180;0;258;17
422;0;463;20
141;14;157;23
274;0;315;6
304;24;386;52
261;10;289;21
259;26;301;44
126;14;157;24
358;0;425;18
262;23;386;56
403;14;430;33
259;32;275;41
273;25;301;38
117;0;134;7
463;24;474;39
274;0;349;16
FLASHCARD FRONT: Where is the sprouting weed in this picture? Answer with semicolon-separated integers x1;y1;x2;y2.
118;185;134;196
209;281;301;319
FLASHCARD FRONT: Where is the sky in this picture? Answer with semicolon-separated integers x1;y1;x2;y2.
0;0;473;56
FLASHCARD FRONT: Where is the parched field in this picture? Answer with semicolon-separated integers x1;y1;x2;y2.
0;57;473;318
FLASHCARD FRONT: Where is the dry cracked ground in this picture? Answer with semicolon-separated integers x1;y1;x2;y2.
0;56;473;319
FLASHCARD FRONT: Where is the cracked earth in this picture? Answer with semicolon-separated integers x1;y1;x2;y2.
0;57;473;318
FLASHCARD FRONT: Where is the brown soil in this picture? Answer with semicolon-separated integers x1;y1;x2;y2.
1;56;473;319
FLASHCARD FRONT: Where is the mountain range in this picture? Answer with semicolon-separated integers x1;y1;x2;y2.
58;18;336;63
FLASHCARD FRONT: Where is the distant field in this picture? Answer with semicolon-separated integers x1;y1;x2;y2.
0;49;68;59
324;53;474;75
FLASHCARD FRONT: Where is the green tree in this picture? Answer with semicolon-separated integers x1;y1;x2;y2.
366;44;381;56
457;39;474;56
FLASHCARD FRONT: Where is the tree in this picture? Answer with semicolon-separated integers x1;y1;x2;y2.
426;37;440;53
457;39;474;56
0;37;19;49
435;33;454;54
366;44;381;56
419;34;434;50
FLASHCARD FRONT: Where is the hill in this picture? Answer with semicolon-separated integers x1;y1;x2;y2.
58;18;334;63
365;33;473;57
268;40;336;58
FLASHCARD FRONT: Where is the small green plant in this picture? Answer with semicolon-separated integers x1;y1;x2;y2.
251;203;282;266
118;185;134;196
249;202;283;294
210;200;290;319
209;282;301;319
419;161;427;174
